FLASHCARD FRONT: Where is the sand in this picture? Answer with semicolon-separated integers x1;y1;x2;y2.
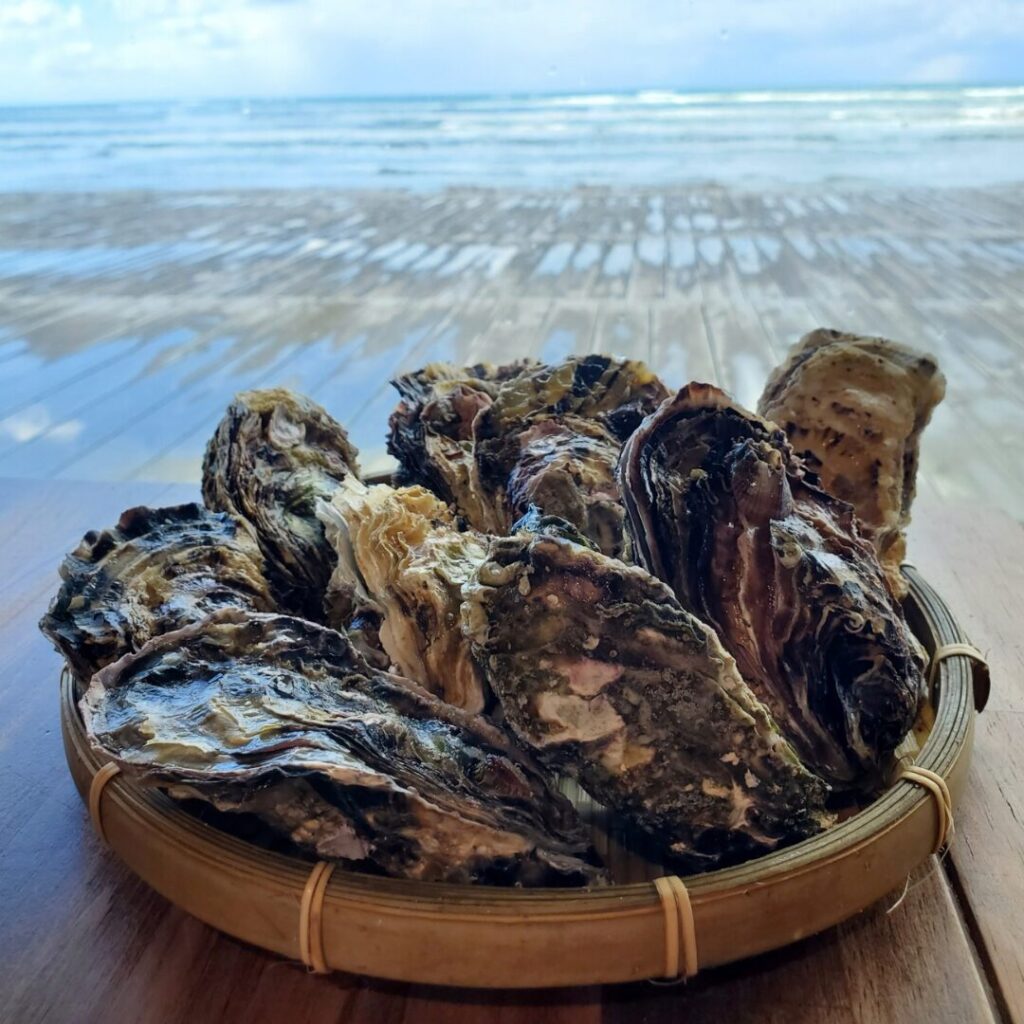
0;184;1022;521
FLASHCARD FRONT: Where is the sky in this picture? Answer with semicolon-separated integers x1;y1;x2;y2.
1;0;1023;104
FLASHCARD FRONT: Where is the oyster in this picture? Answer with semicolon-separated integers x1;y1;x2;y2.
463;531;832;869
387;361;536;528
388;357;668;557
499;416;626;557
318;479;489;712
82;610;602;886
619;383;925;787
39;503;273;693
476;355;669;444
472;356;670;557
758;328;946;598
202;388;359;618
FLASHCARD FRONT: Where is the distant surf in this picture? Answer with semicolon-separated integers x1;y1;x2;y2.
2;85;1022;191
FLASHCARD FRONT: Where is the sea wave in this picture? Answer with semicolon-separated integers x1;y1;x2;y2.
2;85;1023;191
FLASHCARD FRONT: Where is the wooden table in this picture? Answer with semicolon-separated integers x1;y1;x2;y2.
3;185;1024;521
2;477;1021;1024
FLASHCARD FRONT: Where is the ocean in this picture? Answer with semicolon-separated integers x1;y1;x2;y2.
3;85;1024;191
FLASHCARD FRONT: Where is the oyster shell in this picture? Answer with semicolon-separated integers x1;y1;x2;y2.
473;356;670;557
39;503;273;693
387;361;536;528
462;530;833;870
758;328;946;599
82;610;603;887
318;479;489;712
201;388;359;618
388;357;667;557
476;355;668;443
510;504;600;550
619;383;925;788
500;415;626;557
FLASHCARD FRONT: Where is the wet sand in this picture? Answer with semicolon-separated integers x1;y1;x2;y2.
1;185;1022;522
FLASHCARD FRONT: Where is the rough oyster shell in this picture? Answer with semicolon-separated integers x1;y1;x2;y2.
475;355;669;444
387;361;537;528
758;328;946;599
318;479;489;712
619;382;925;788
201;388;359;618
500;415;626;558
472;356;669;557
39;503;273;693
462;530;833;870
81;610;604;887
387;356;667;557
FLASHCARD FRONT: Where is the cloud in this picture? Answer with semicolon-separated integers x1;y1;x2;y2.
0;1;82;30
905;53;973;83
0;0;1021;102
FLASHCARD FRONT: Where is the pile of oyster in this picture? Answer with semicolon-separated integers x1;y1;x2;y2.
42;330;946;886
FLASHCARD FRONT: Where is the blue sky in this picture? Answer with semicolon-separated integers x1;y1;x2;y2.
1;0;1022;103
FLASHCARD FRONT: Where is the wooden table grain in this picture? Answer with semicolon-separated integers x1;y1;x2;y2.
1;477;1020;1024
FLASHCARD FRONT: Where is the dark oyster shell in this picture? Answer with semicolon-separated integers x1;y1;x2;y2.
476;355;669;445
499;415;626;556
387;357;667;558
472;356;670;557
619;383;925;788
387;361;537;529
318;479;490;712
39;503;273;693
758;328;946;599
201;389;359;618
82;610;604;887
462;531;833;870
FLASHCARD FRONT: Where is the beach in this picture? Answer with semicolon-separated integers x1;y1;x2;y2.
2;182;1023;526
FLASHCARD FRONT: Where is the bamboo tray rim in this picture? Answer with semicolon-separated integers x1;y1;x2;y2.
60;563;985;985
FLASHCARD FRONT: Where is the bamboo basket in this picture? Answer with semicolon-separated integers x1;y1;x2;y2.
60;564;988;988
